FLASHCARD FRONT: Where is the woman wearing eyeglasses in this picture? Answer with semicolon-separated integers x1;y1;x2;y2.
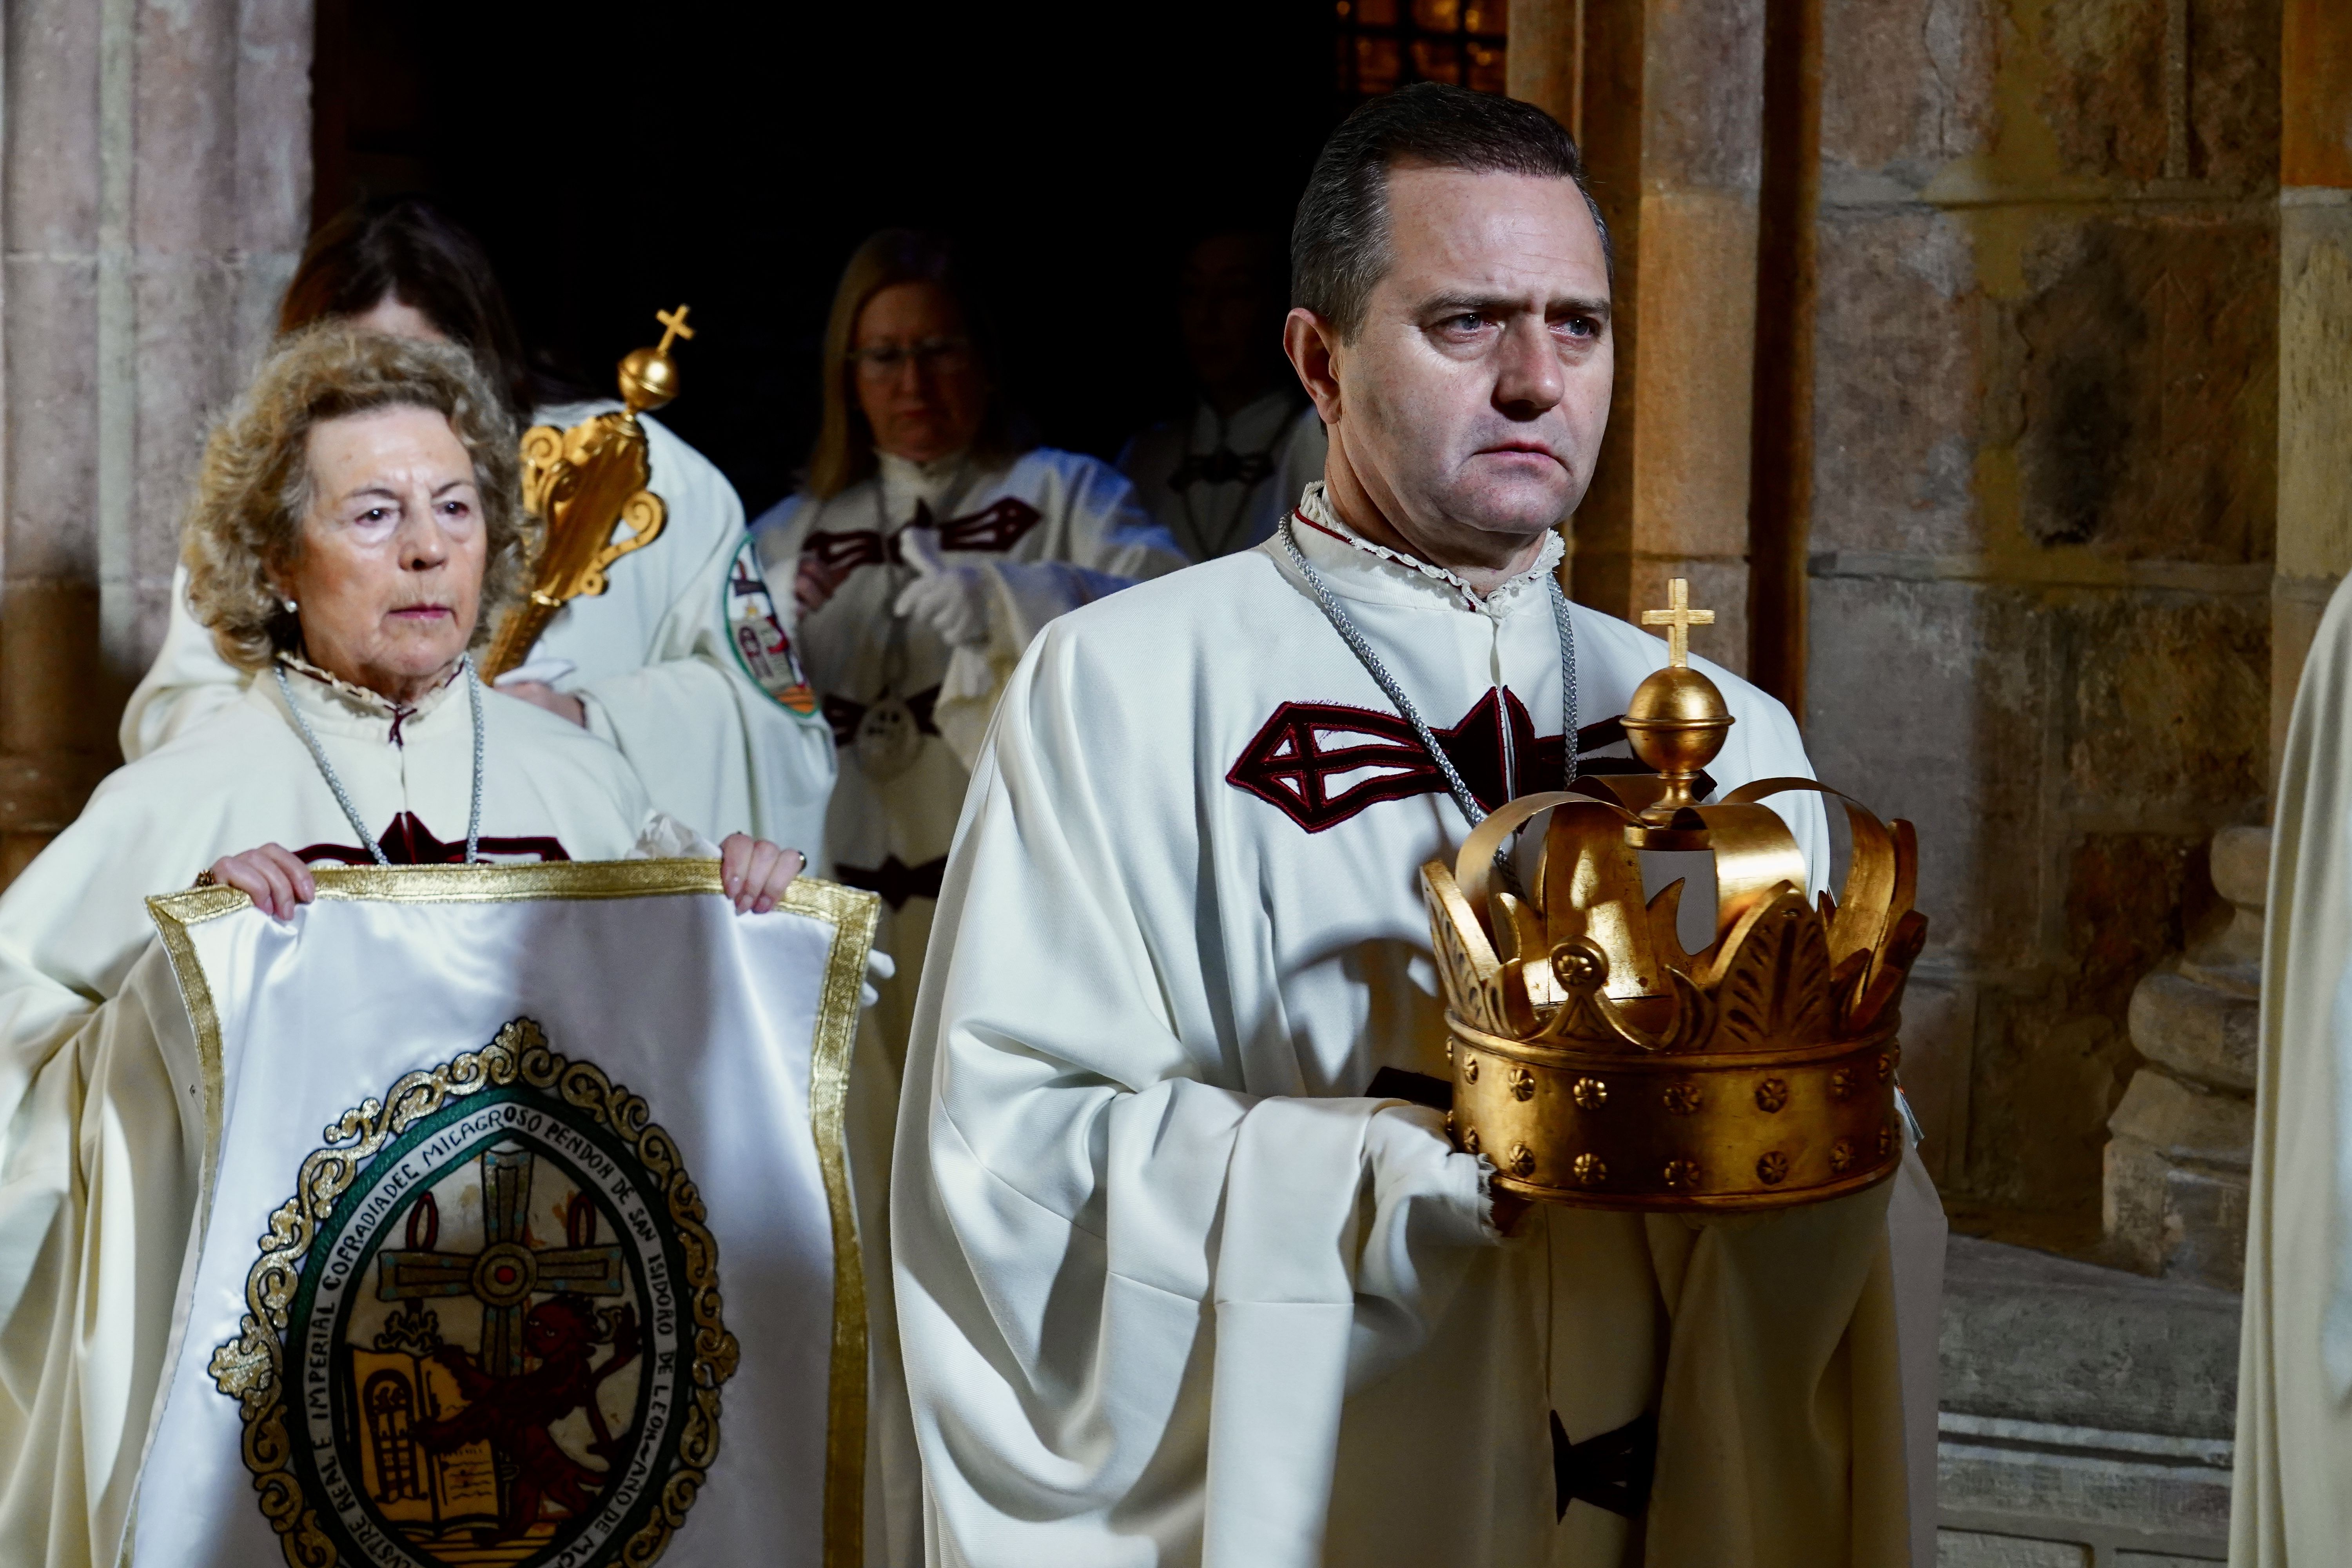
742;230;1184;1075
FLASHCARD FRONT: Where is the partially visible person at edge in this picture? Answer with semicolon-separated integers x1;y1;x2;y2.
744;229;1185;1064
0;327;804;1567
117;197;836;855
1120;229;1328;561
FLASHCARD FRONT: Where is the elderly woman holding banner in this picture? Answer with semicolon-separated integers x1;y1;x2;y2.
0;327;803;1566
119;198;837;853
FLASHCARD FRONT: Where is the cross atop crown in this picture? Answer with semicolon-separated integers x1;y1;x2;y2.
654;303;695;357
1641;577;1715;669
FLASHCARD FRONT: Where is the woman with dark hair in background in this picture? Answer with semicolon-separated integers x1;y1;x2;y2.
741;229;1183;1063
117;198;836;856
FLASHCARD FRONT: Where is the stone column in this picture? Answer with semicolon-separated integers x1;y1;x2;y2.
2272;0;2352;764
1802;0;2278;1218
1512;0;1765;670
2103;825;2262;1289
1504;0;1580;135
2099;0;2352;1287
0;0;312;881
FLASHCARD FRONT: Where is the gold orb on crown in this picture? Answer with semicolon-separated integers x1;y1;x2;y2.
1422;579;1925;1211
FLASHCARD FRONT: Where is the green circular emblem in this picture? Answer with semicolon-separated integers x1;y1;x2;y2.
209;1019;737;1567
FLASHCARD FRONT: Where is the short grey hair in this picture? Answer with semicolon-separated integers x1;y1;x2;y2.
1292;82;1612;341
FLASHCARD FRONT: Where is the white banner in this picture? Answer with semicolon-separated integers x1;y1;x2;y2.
125;862;877;1568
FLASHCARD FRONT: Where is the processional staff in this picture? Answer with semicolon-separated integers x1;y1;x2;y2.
480;305;698;681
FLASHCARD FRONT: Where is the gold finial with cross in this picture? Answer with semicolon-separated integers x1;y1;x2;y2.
654;304;695;357
1641;577;1715;668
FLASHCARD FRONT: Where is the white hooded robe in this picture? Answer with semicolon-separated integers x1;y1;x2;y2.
893;487;1937;1568
2231;572;2352;1564
0;660;688;1568
746;447;1186;1066
1118;390;1327;562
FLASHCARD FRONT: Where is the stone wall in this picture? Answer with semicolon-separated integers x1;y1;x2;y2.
1510;0;2289;1239
2272;0;2352;750
0;0;312;878
2088;0;2352;1304
1798;0;2282;1238
1527;0;1768;670
1938;1235;2238;1563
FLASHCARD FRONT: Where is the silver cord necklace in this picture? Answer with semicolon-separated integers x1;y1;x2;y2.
854;481;928;782
276;655;484;866
1279;514;1579;828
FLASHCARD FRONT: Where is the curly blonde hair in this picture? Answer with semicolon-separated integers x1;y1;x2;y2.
183;325;528;672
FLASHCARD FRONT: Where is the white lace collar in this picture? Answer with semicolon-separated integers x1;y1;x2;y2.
875;448;984;514
1289;481;1565;618
273;653;466;732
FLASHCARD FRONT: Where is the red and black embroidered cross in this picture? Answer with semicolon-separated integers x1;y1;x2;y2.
800;496;1044;574
294;811;571;866
1226;691;1636;833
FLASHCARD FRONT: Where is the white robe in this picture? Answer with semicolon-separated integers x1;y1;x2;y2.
1119;390;1327;562
894;487;1929;1567
0;661;674;1568
116;407;836;852
747;448;1186;1065
2232;572;2352;1563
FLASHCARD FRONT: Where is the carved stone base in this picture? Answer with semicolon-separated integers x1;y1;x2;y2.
1938;1236;2237;1564
2101;1132;2249;1291
2102;828;2265;1290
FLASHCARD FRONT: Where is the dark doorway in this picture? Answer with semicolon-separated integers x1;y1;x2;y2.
312;1;1336;517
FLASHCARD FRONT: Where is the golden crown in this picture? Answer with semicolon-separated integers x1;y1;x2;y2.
1422;581;1925;1211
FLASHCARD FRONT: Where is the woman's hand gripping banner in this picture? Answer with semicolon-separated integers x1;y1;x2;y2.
125;860;878;1568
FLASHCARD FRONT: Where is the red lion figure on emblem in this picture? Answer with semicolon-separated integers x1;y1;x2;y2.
414;1294;641;1543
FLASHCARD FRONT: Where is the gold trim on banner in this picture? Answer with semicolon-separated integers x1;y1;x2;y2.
148;897;229;1193
788;879;881;1568
143;861;882;1568
150;857;732;919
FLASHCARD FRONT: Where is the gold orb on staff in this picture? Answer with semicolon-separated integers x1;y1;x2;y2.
481;304;696;682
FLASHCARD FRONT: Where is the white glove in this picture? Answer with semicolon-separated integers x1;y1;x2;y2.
892;526;992;648
860;947;897;1010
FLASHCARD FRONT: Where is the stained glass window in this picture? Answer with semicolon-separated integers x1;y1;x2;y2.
1334;0;1508;102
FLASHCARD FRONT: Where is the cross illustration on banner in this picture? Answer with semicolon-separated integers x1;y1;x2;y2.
653;304;695;357
1640;578;1715;669
377;1145;625;1377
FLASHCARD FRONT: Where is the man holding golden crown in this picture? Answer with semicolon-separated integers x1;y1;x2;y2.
893;84;1945;1567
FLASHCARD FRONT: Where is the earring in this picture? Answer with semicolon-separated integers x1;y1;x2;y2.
280;596;298;613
